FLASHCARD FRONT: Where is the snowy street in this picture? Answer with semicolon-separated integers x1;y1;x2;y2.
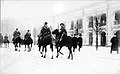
0;43;120;74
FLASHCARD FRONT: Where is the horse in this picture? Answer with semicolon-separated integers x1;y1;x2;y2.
3;38;9;48
12;36;22;51
52;29;73;60
72;35;83;52
23;37;33;52
37;34;54;59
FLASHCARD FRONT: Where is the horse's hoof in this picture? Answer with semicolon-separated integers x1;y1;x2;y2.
110;51;112;54
71;58;73;60
68;57;70;59
43;56;46;58
51;56;53;59
40;52;42;54
56;55;58;58
15;49;17;51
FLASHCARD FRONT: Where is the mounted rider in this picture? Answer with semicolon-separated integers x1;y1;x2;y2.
59;23;67;41
12;28;21;41
4;34;9;43
39;22;51;42
60;23;67;34
4;34;8;40
24;30;31;40
55;23;67;46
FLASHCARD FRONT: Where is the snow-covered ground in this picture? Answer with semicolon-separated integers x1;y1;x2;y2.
0;43;120;74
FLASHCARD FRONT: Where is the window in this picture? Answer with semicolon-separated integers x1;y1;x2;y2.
100;13;106;26
88;16;93;28
77;18;83;29
115;10;120;24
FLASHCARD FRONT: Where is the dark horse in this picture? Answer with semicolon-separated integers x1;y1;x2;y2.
3;38;9;48
72;34;83;52
52;29;73;60
38;34;54;59
23;37;33;52
12;36;22;51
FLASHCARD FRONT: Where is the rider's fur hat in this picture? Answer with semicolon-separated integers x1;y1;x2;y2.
60;23;64;26
16;28;18;30
44;22;48;25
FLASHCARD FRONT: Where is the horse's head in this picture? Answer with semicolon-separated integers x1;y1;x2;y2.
52;29;59;35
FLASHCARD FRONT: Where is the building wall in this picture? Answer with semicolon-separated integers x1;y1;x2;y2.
54;1;120;46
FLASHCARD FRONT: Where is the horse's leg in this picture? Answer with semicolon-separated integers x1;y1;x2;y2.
18;43;21;52
73;47;75;52
25;44;26;51
44;46;47;58
78;46;80;52
56;46;63;58
50;43;53;59
70;47;73;60
59;46;64;55
15;43;17;51
117;48;119;54
28;44;31;52
110;49;112;54
68;46;73;60
39;45;41;53
68;47;70;59
56;46;59;58
78;44;81;52
41;46;44;57
8;41;9;48
31;43;32;48
68;49;70;59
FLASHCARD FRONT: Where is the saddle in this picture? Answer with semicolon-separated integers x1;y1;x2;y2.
12;36;20;41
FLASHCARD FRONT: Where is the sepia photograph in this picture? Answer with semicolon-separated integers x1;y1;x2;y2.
0;0;120;74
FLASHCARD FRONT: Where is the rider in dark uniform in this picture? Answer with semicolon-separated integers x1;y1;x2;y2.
56;23;67;46
24;30;31;40
12;28;21;41
39;22;51;42
4;34;9;43
59;23;67;40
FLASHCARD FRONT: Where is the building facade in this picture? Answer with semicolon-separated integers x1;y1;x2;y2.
53;1;120;46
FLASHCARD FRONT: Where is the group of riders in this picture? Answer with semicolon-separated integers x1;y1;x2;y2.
11;22;70;48
12;21;68;45
38;22;68;46
0;22;82;59
0;21;69;48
